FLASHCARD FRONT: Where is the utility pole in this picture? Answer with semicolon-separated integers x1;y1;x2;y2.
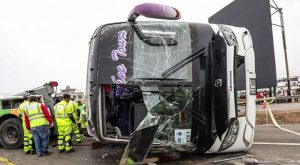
271;0;291;97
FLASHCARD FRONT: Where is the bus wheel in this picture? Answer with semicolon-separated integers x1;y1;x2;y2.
0;118;23;149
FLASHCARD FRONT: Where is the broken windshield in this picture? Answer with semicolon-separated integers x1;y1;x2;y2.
161;47;205;79
97;22;214;84
97;22;221;157
131;22;193;81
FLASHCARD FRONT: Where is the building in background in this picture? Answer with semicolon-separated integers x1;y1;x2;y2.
56;85;85;102
0;93;12;98
277;76;300;96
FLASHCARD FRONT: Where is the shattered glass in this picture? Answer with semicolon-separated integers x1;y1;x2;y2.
88;17;253;163
99;22;216;160
129;23;197;152
138;83;196;152
131;22;193;80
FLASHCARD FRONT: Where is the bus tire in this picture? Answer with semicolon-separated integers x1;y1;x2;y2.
0;118;23;149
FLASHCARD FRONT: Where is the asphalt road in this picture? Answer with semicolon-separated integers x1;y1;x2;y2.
1;103;300;165
1;125;300;165
0;137;124;165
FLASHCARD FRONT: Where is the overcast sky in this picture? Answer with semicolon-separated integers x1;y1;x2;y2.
0;0;299;94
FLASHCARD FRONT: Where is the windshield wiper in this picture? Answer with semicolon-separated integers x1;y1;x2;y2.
161;47;205;78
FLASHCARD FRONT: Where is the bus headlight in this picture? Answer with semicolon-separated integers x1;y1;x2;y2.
219;25;238;46
219;118;239;151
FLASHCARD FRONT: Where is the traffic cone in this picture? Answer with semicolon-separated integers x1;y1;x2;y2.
262;99;266;108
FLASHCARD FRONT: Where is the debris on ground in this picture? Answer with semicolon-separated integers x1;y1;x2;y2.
213;155;253;164
101;154;109;159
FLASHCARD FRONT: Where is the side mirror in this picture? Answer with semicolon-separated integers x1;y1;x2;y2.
128;3;181;22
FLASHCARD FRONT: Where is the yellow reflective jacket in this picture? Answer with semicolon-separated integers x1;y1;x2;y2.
54;100;76;126
69;101;79;122
18;101;29;122
25;102;49;128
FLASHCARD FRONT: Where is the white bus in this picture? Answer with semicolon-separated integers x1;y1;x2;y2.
86;3;256;163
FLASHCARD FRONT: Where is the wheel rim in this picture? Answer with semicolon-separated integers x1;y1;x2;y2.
4;125;19;144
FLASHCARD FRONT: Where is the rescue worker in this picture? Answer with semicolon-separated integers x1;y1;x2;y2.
69;97;81;143
54;94;76;153
18;95;34;155
79;104;87;128
77;101;84;115
24;96;53;157
78;101;85;127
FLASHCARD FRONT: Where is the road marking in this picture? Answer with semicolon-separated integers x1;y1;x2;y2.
0;156;14;165
253;142;300;146
256;125;300;127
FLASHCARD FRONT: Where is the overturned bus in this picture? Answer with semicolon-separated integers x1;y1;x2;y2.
86;3;256;163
